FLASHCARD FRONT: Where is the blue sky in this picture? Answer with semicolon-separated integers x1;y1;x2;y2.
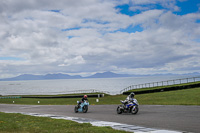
116;0;200;16
175;0;200;15
0;0;200;78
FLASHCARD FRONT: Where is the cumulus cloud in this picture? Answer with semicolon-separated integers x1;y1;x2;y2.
0;0;200;78
129;0;180;12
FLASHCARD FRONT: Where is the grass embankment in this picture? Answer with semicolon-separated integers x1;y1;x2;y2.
0;87;200;105
137;87;200;105
126;81;200;93
0;112;128;133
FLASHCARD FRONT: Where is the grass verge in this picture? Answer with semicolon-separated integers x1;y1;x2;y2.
0;112;128;133
125;81;200;93
0;88;200;105
136;87;200;105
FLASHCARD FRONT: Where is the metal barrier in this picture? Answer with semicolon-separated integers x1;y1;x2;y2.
64;89;109;94
120;77;200;94
0;96;21;99
22;94;104;98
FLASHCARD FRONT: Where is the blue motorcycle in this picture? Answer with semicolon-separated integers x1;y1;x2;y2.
74;100;89;113
117;98;139;114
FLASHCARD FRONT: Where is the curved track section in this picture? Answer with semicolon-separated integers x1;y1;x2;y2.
0;104;199;133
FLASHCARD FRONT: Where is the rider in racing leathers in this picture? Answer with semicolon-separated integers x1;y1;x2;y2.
81;95;88;102
124;92;135;109
78;95;88;107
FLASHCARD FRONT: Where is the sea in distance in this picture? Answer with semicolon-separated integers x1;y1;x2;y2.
0;75;200;96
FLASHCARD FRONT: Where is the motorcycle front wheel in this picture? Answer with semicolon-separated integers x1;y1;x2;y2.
131;106;139;114
83;105;88;113
74;105;78;113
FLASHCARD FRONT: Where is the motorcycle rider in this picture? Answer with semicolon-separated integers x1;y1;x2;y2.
124;92;135;109
78;95;88;107
81;95;88;102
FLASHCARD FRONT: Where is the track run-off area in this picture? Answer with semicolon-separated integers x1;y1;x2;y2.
0;104;200;133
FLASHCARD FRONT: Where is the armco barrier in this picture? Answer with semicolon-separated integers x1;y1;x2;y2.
21;94;104;98
123;83;200;95
0;96;21;99
121;77;200;94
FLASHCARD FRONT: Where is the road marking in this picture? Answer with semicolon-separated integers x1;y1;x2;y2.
19;105;41;109
3;111;183;133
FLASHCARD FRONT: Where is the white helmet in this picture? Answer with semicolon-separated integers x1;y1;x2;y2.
130;92;135;98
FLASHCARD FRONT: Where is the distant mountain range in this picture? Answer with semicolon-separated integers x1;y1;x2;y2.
0;71;132;81
86;71;132;78
0;73;81;81
0;71;199;81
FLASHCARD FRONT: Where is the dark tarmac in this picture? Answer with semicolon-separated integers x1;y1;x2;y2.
0;104;199;133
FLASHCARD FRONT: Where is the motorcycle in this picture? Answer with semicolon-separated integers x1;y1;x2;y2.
117;98;139;114
74;100;89;113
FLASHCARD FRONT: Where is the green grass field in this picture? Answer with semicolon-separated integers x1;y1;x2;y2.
0;112;128;133
0;87;200;105
1;86;200;133
126;81;200;93
136;87;200;105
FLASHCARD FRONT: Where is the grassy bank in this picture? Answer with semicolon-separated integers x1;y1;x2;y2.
0;112;128;133
125;81;200;93
0;87;200;105
136;87;200;105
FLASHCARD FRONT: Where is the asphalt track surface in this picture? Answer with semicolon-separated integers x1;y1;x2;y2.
0;104;200;133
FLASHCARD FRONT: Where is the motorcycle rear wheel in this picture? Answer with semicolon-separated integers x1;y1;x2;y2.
117;106;123;114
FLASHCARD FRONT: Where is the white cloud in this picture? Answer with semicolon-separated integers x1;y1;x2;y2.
0;0;200;78
129;0;180;12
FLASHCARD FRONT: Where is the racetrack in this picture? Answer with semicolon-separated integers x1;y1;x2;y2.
0;104;199;133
